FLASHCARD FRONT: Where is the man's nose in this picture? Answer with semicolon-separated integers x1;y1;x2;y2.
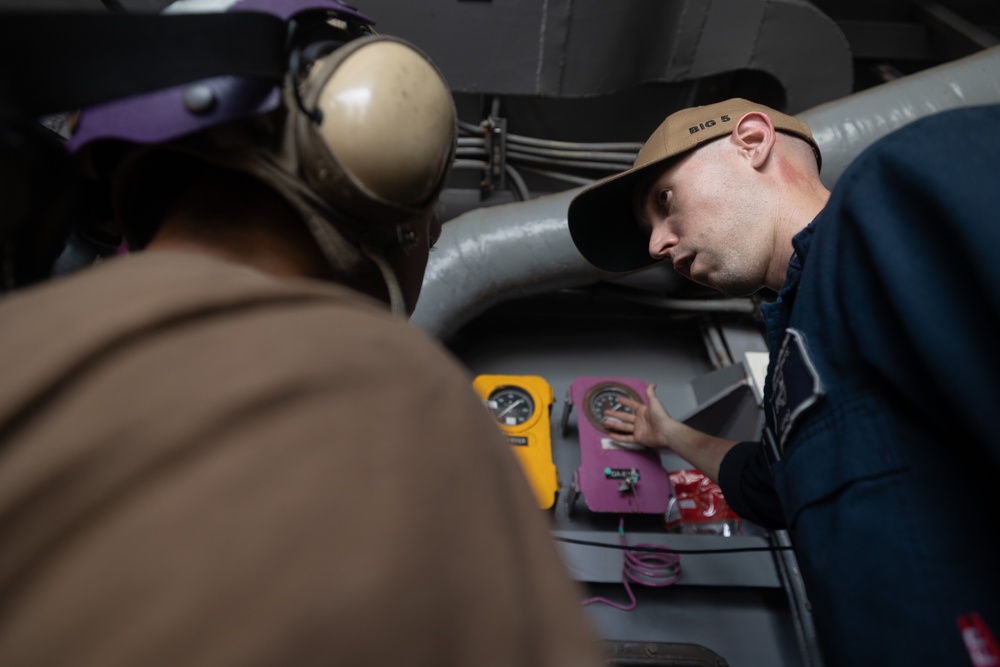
648;226;678;260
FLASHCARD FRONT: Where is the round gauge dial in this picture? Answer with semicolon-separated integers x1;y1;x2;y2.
487;386;536;426
584;382;640;431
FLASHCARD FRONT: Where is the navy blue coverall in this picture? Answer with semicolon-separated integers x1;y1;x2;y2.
718;104;1000;667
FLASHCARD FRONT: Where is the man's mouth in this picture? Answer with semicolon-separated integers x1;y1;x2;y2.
672;254;694;277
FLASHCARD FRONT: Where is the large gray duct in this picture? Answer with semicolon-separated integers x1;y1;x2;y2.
414;191;604;338
412;45;1000;339
362;0;851;113
801;45;1000;188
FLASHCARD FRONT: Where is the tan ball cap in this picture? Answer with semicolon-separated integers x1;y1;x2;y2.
567;98;820;273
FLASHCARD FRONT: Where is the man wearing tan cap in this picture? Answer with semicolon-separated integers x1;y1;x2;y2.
568;98;1000;667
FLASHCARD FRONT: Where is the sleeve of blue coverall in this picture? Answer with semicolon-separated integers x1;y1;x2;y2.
717;441;787;529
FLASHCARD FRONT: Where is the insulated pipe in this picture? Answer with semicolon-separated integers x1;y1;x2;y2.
413;46;1000;339
802;44;1000;188
412;190;604;338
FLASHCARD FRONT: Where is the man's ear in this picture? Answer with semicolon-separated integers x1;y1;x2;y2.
731;111;776;169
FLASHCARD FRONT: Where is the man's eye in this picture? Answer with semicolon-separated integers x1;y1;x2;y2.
658;190;670;206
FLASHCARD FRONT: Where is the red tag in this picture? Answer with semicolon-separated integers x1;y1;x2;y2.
958;613;1000;666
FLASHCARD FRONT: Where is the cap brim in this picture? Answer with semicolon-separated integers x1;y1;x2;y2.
567;161;664;273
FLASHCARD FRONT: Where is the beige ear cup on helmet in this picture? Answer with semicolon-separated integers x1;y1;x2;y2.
296;35;457;236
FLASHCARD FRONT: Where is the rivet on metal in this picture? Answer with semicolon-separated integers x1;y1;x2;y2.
182;85;217;115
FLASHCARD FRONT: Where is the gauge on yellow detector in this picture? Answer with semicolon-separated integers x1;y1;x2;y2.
473;374;558;510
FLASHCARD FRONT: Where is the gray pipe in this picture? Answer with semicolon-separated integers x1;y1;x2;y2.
412;190;603;337
802;45;1000;188
413;46;1000;339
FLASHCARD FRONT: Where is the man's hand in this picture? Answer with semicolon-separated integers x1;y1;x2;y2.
603;382;741;483
603;383;674;449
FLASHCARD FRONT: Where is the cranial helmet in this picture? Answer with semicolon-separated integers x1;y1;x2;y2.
68;0;457;314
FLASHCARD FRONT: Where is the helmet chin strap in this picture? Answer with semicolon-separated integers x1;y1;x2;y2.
248;152;412;315
359;241;407;315
166;143;412;316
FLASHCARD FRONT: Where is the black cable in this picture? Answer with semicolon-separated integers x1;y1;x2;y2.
554;535;793;555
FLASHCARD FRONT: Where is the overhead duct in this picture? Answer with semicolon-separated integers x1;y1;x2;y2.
361;0;852;113
801;45;1000;187
412;46;1000;340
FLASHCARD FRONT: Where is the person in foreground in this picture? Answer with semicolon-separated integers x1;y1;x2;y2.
568;97;1000;667
0;2;604;665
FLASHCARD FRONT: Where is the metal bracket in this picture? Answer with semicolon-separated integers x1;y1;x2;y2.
481;114;507;197
559;387;573;438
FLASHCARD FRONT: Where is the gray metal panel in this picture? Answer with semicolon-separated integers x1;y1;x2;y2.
681;382;764;444
751;0;854;111
690;0;767;78
581;587;805;666
690;363;748;406
601;641;729;667
559;1;696;93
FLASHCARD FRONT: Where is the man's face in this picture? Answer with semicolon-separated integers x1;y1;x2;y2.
633;140;771;297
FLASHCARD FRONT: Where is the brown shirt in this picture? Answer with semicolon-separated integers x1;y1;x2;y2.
0;252;603;667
